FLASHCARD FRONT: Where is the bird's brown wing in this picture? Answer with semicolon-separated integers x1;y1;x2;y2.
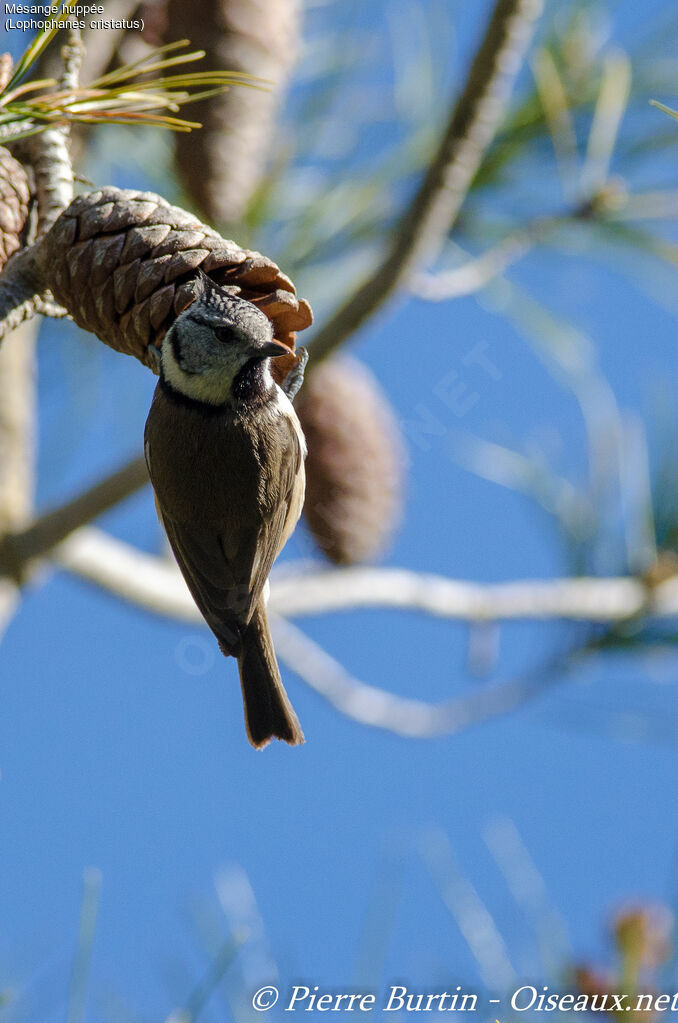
245;417;305;607
146;411;304;656
160;514;252;653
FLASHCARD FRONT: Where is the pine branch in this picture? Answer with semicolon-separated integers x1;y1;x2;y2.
0;33;81;337
0;318;38;638
0;456;148;581
0;242;60;342
270;567;672;622
271;615;566;739
50;528;678;624
21;28;82;237
413;218;552;301
309;0;544;362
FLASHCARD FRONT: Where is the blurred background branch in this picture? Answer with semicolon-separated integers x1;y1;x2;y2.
40;525;678;626
309;0;544;362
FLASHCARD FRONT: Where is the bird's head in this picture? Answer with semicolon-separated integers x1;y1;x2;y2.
160;270;289;405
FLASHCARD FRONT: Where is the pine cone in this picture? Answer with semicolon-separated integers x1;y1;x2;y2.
296;355;404;565
166;0;301;224
39;187;312;380
0;146;30;271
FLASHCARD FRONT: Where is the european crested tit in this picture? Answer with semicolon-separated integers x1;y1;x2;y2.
144;270;306;748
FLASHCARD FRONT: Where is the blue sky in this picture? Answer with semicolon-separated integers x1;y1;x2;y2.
2;2;678;1021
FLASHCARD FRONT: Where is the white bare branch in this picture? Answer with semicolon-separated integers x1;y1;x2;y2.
270;615;562;738
0;318;38;639
52;527;678;624
42;529;677;739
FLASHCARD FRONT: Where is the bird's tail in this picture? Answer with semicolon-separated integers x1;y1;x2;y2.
237;602;304;749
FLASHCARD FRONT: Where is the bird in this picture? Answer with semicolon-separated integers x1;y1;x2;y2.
144;270;306;748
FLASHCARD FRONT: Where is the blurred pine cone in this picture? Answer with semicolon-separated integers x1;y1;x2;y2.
0;147;30;271
166;0;301;225
40;187;312;380
296;355;405;565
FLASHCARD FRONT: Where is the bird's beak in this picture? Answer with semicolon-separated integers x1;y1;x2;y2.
255;339;291;359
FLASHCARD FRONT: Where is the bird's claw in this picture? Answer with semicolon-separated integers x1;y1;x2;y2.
147;342;162;375
282;347;309;400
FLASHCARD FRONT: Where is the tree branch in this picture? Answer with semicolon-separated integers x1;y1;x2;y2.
47;529;578;740
0;317;38;637
413;216;558;301
0;456;149;581
271;615;566;739
54;526;199;619
309;0;544;362
0;33;81;340
24;29;82;238
36;531;677;738
49;529;678;623
272;566;678;622
0;243;59;342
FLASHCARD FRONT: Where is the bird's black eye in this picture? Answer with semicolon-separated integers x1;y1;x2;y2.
213;326;235;344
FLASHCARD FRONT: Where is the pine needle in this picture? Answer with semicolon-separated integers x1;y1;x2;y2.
0;24;265;142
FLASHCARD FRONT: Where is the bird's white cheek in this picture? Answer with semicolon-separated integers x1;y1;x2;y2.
161;338;238;405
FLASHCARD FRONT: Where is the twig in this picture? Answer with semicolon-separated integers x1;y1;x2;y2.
483;817;571;973
22;116;73;239
414;217;556;300
0;321;36;532
580;51;631;198
0;581;20;638
24;29;83;237
0;33;80;340
413;194;605;302
530;46;580;201
309;0;544;362
72;0;139;85
0;243;59;342
0;455;149;581
0;317;38;638
66;867;101;1023
50;529;678;623
31;0;138;88
54;526;199;620
31;530;678;739
271;614;565;739
270;566;676;622
420;829;516;989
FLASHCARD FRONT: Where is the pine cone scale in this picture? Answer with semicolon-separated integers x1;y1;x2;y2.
0;146;30;270
136;255;172;302
149;285;175;329
122;225;169;262
91;232;126;284
95;277;115;324
151;230;206;257
164;248;211;281
79;202;118;240
113;257;141;313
